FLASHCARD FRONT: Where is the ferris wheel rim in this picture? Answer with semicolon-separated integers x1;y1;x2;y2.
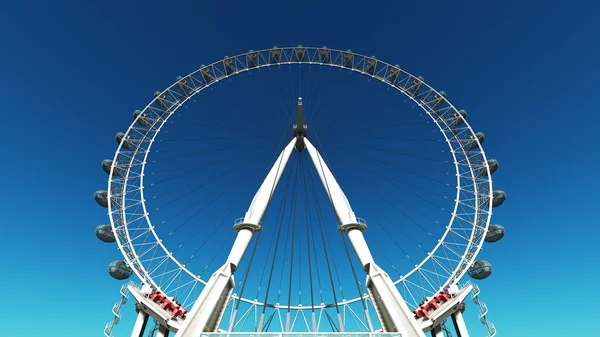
107;46;494;309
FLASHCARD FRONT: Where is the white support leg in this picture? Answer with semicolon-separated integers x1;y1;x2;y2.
241;138;297;227
303;138;358;226
156;324;169;337
130;311;149;337
175;139;297;337
431;325;444;337
304;138;426;337
451;311;470;337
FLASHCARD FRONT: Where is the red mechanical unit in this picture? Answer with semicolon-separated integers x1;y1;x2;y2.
149;291;188;319
413;291;451;319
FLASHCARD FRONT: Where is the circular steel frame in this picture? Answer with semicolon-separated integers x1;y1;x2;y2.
106;47;494;311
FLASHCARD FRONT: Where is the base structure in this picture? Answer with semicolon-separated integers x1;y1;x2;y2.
126;282;474;337
122;99;479;337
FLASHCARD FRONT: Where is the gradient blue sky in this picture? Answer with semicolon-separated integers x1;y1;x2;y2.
1;1;598;336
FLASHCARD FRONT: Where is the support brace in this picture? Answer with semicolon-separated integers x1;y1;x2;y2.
431;325;444;337
451;310;470;337
173;122;435;336
130;311;149;337
304;138;426;337
174;139;297;337
157;324;169;337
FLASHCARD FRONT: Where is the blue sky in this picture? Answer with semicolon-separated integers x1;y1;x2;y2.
1;1;598;336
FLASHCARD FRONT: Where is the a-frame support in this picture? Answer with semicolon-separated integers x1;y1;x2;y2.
174;98;427;337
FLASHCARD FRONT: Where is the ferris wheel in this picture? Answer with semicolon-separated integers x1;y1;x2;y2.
94;47;506;337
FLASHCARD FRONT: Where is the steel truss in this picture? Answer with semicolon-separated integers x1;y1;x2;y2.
105;47;496;335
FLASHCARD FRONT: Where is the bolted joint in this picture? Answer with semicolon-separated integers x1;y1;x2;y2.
294;134;306;152
339;222;368;233
233;222;262;233
293;97;307;151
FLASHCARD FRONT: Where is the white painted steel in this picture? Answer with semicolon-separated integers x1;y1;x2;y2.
431;325;443;337
242;138;297;226
157;324;170;337
106;47;495;332
131;311;149;337
176;139;296;336
303;138;357;226
451;311;470;337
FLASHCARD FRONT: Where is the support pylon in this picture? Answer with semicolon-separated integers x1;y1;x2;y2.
304;138;426;337
173;98;430;337
173;138;297;337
